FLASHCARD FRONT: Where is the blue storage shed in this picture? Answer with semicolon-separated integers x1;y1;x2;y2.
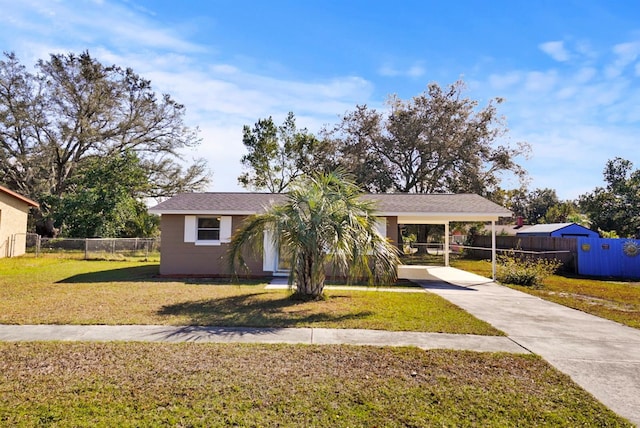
516;222;599;238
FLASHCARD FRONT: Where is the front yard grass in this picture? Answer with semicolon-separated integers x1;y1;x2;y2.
0;342;631;427
452;259;640;329
0;257;501;335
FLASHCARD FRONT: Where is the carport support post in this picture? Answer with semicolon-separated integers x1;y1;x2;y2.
444;222;450;266
491;221;496;280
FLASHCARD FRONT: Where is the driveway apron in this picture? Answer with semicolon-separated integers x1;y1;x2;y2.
415;266;640;426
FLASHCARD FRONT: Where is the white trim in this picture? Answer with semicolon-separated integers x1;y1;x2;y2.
444;222;450;266
263;228;277;273
385;211;510;216
195;240;222;246
396;215;505;223
150;209;260;216
184;216;196;243
220;216;232;243
184;215;233;246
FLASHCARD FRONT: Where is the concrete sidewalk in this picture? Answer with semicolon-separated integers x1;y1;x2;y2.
0;324;527;353
416;266;640;426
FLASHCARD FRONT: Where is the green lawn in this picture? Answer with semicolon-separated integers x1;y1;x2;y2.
452;259;640;329
0;257;501;335
0;342;631;427
0;256;633;426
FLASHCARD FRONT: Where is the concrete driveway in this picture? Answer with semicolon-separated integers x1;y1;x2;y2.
412;266;640;426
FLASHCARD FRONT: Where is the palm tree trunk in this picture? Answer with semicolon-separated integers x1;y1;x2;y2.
294;254;325;300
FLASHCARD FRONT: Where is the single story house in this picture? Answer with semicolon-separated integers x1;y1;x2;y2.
516;222;599;238
0;185;39;258
149;192;512;278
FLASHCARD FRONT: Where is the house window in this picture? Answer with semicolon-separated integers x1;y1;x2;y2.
197;217;220;241
184;215;233;245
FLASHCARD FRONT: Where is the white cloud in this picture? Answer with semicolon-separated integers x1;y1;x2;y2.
474;38;640;200
539;41;570;62
574;67;597;84
378;64;400;77
0;0;202;53
524;70;557;93
613;41;640;64
605;41;640;78
407;64;426;78
488;71;522;90
378;61;426;78
574;40;597;60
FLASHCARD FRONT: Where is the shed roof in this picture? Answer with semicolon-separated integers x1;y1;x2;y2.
0;185;39;208
516;223;589;235
149;192;511;221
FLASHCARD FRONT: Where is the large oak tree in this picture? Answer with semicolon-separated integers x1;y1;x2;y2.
0;51;208;236
325;80;530;195
579;157;640;237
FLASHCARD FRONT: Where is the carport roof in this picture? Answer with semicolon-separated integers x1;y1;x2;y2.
149;192;511;221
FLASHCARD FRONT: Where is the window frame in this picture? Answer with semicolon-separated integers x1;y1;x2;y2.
196;216;221;242
184;215;233;246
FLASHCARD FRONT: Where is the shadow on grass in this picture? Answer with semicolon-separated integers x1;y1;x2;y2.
56;265;161;283
157;292;374;327
56;265;265;285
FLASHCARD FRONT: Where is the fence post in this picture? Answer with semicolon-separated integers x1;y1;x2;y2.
84;238;88;260
36;235;41;258
491;221;497;280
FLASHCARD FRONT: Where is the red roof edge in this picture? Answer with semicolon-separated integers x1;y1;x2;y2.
0;184;39;208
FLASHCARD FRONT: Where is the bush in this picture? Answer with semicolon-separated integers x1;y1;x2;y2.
496;251;562;287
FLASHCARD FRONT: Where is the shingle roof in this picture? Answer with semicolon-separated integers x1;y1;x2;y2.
149;192;511;217
149;192;285;214
361;193;511;215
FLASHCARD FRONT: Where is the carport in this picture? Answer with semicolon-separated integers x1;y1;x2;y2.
363;193;513;280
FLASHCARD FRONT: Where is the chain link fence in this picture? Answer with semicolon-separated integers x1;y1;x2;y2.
26;234;160;260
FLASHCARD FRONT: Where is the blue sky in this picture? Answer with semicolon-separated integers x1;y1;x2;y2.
2;0;640;200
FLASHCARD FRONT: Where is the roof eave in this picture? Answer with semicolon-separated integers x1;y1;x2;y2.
148;209;261;216
149;209;512;222
0;185;39;208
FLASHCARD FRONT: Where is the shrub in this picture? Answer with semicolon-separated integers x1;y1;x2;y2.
496;251;562;287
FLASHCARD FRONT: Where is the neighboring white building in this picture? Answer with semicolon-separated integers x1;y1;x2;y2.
0;185;39;258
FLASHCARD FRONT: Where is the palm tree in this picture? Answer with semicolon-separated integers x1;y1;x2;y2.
229;171;400;300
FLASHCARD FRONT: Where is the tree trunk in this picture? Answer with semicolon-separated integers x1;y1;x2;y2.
33;209;58;237
293;255;325;300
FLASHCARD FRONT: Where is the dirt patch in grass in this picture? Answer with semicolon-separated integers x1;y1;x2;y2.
548;291;637;312
0;342;631;427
